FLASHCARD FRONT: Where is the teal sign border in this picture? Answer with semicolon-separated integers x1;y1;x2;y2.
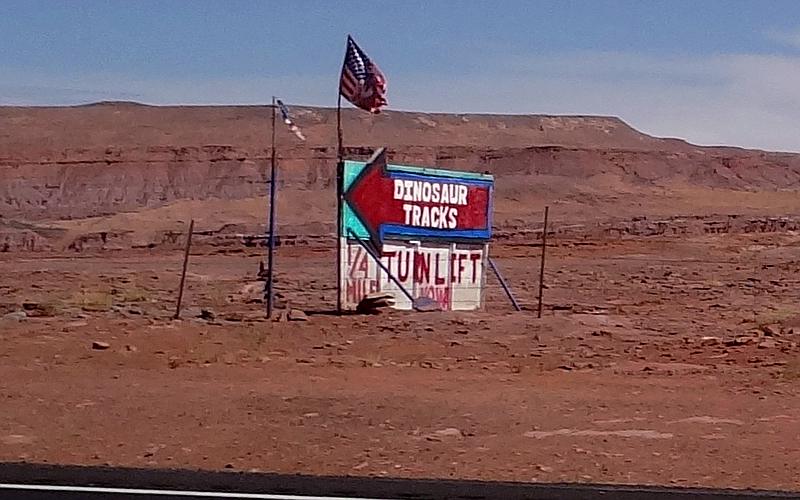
342;160;494;241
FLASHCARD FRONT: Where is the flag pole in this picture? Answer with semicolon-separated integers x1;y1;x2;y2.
336;56;345;314
265;96;278;318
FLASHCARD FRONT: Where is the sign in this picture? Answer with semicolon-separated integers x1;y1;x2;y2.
339;149;494;312
343;240;487;311
343;149;493;243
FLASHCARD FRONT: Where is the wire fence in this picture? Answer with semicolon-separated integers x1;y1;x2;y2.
13;213;794;316
174;225;799;316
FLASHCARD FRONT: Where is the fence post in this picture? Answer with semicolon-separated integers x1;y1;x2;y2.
537;206;549;319
174;219;194;320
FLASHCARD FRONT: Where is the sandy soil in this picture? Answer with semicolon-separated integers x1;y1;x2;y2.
2;232;800;490
3;102;800;490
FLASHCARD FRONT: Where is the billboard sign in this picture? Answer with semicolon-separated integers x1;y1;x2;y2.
343;149;493;244
343;240;486;311
340;149;494;311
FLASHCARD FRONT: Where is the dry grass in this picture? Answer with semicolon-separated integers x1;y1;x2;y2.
114;286;151;303
782;358;800;381
62;284;154;312
757;307;800;328
69;289;113;312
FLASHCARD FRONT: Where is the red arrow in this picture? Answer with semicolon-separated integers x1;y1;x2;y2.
344;148;491;242
345;150;397;241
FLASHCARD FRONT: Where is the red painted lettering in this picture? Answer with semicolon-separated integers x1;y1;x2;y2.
357;251;369;275
348;248;363;278
414;251;431;283
434;254;446;285
397;250;411;282
417;285;450;309
382;250;396;271
457;254;466;283
381;250;396;284
470;252;482;283
436;286;450;308
346;278;366;303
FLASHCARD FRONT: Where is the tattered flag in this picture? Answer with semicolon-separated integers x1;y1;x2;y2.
276;99;306;141
339;35;387;114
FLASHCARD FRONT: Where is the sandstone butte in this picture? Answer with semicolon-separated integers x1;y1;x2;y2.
1;102;798;251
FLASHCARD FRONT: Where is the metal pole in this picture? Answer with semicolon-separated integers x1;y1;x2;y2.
337;90;343;163
537;206;549;319
336;88;344;314
265;97;278;318
174;219;194;320
488;257;521;312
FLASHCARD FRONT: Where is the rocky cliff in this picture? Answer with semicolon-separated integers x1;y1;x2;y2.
1;102;798;251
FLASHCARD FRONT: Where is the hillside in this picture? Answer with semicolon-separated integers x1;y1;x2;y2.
1;102;799;251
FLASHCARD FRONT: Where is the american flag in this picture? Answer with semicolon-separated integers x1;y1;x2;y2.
276;99;306;141
339;35;387;114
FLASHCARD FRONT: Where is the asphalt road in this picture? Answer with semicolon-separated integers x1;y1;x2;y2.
0;463;797;500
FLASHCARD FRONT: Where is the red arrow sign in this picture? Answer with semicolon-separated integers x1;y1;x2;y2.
344;149;492;242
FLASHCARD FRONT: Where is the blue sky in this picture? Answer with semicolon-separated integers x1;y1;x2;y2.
3;1;800;151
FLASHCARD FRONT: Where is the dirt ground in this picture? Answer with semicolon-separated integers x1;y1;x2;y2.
2;232;800;490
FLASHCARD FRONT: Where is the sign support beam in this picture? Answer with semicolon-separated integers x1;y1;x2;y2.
488;257;521;312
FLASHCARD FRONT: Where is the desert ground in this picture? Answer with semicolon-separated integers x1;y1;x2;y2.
2;232;800;489
1;103;800;491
